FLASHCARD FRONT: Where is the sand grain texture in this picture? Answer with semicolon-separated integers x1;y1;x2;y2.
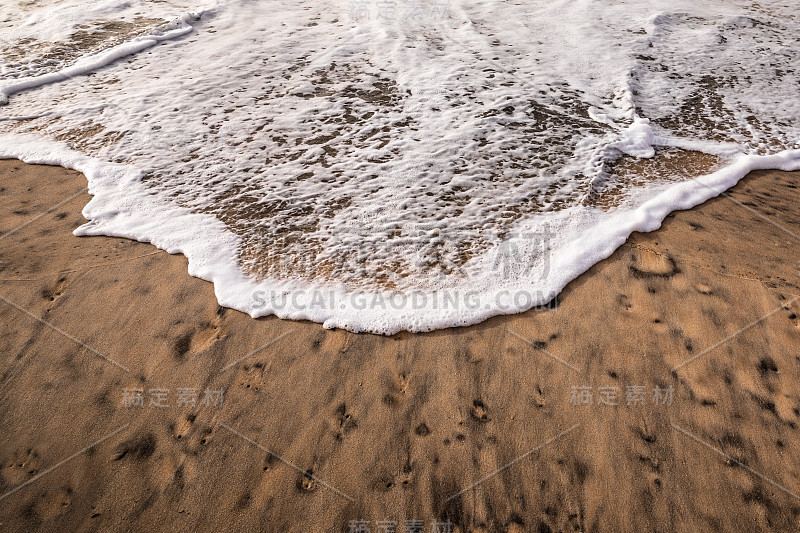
1;160;800;532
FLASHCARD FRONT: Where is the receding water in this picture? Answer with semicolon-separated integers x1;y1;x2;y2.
1;0;799;333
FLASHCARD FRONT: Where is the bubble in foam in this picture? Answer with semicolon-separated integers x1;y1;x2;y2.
1;0;799;334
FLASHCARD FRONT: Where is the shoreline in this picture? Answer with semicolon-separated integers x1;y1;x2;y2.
4;133;798;335
1;159;800;531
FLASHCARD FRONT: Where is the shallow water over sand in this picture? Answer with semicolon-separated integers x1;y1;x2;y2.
1;0;799;332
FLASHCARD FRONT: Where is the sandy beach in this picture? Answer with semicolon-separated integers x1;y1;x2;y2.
1;159;800;532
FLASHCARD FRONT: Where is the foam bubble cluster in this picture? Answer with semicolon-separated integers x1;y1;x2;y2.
1;0;799;333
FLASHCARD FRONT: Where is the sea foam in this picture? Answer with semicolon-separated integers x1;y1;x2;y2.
1;0;799;333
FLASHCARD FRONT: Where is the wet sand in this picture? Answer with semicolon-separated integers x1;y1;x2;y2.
1;159;799;532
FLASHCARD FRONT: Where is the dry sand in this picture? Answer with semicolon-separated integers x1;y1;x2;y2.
1;159;799;532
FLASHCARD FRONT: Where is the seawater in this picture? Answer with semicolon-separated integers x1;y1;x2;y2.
1;0;799;333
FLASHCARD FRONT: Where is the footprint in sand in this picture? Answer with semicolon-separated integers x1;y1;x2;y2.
335;403;358;436
629;248;679;278
262;453;278;472
171;312;227;363
297;469;316;493
35;485;73;520
400;462;413;488
695;282;713;294
237;362;266;392
470;399;490;422
112;433;156;461
40;274;70;304
2;448;40;485
381;371;409;408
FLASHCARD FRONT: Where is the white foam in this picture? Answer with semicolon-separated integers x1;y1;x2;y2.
0;13;201;105
1;0;799;334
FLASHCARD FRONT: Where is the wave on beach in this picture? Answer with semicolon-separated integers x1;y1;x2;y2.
1;0;799;333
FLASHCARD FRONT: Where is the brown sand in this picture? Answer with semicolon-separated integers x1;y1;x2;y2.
1;160;799;532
